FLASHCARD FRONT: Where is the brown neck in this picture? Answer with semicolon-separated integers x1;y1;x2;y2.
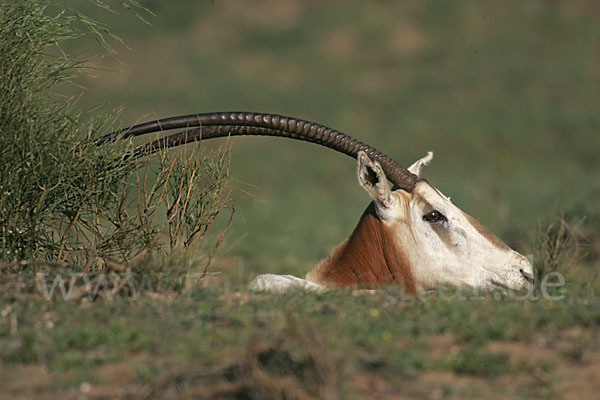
306;203;416;292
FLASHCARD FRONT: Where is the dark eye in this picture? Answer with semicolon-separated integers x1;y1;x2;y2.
423;210;446;223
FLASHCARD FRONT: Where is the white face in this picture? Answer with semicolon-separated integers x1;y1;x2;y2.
398;182;533;290
357;151;534;291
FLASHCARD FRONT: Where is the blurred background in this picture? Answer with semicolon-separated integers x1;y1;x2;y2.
69;0;599;279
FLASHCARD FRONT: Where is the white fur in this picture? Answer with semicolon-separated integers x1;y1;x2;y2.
249;274;325;293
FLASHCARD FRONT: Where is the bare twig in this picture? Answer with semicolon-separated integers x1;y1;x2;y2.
198;204;235;282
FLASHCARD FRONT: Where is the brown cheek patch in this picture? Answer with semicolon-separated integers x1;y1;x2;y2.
430;221;455;250
462;212;511;251
412;192;455;250
307;203;416;293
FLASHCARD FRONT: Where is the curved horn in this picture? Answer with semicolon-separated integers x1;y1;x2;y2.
99;112;419;191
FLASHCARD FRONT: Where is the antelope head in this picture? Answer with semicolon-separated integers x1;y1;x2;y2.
313;151;534;292
101;112;534;293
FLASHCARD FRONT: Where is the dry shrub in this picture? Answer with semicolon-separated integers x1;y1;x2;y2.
0;1;231;272
532;216;585;287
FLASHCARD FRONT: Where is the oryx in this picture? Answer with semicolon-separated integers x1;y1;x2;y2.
100;112;534;293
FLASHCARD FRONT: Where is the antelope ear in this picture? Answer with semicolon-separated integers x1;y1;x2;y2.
357;151;392;208
408;151;433;177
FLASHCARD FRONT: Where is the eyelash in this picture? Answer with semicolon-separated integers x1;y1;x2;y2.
423;210;447;223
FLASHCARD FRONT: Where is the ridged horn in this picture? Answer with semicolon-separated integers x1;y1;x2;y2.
98;112;419;191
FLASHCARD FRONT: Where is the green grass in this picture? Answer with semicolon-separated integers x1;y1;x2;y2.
1;281;598;397
1;1;599;398
439;350;513;377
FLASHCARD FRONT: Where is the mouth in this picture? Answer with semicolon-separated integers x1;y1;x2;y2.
519;269;535;286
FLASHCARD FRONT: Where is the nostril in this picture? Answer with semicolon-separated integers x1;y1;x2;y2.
519;268;535;285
